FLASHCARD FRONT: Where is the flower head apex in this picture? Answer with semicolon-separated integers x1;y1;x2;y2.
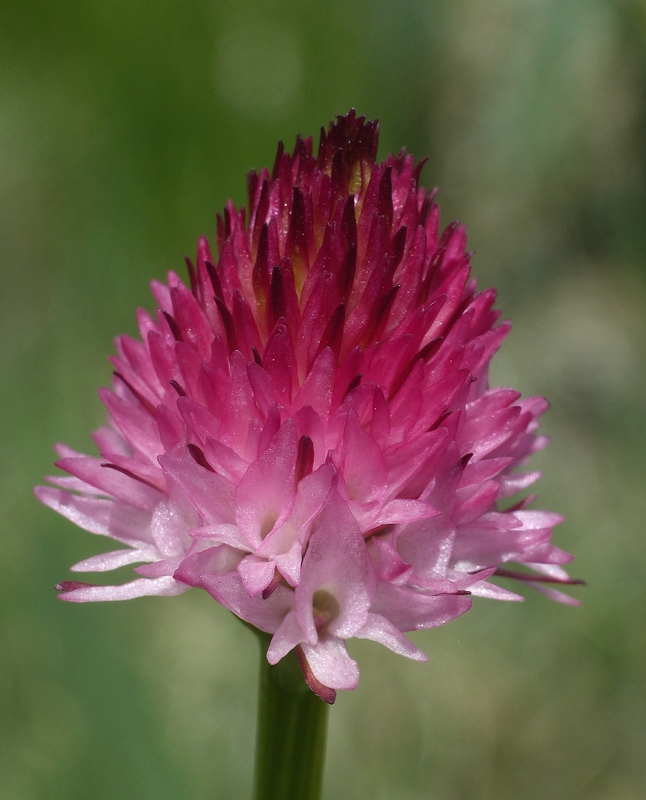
37;111;579;702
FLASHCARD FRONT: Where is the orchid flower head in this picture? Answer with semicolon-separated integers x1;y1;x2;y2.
36;111;579;702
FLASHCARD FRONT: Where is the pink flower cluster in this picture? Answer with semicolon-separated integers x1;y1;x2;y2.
36;112;578;702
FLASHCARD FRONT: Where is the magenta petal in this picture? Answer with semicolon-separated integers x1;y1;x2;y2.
234;421;298;546
372;498;438;526
451;523;552;570
100;452;166;493
99;388;161;464
340;411;387;504
159;450;235;523
203;436;248;483
292;348;335;420
91;425;131;457
55;455;161;511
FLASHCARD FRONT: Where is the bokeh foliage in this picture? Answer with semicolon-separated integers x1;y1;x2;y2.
2;0;645;797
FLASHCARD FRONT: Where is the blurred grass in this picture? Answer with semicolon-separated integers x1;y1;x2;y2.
2;0;645;797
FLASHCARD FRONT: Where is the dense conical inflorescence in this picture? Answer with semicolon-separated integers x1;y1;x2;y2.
36;112;578;701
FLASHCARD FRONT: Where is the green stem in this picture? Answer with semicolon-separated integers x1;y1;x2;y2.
252;634;329;800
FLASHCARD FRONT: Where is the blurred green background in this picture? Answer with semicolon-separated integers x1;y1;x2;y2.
2;0;645;797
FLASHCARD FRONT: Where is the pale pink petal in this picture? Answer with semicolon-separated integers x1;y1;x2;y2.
192;523;250;550
234;421;298;546
368;537;413;585
99;452;166;492
530;583;581;606
267;610;306;664
514;509;565;529
35;487;153;545
71;549;152;572
498;471;542;498
134;558;182;578
45;475;106;495
468;580;524;602
291;348;335;420
356;613;428;660
372;583;472;632
201;573;294;633
274;540;304;586
300;637;360;691
174;544;245;587
58;576;185;602
237;556;277;597
295;492;375;641
523;561;572;579
203;436;248;483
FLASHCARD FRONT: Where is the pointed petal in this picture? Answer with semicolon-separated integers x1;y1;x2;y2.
58;576;185;602
356;612;428;660
234;421;298;546
267;610;305;664
35;487;153;546
71;548;152;572
372;582;472;632
159;450;235;524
